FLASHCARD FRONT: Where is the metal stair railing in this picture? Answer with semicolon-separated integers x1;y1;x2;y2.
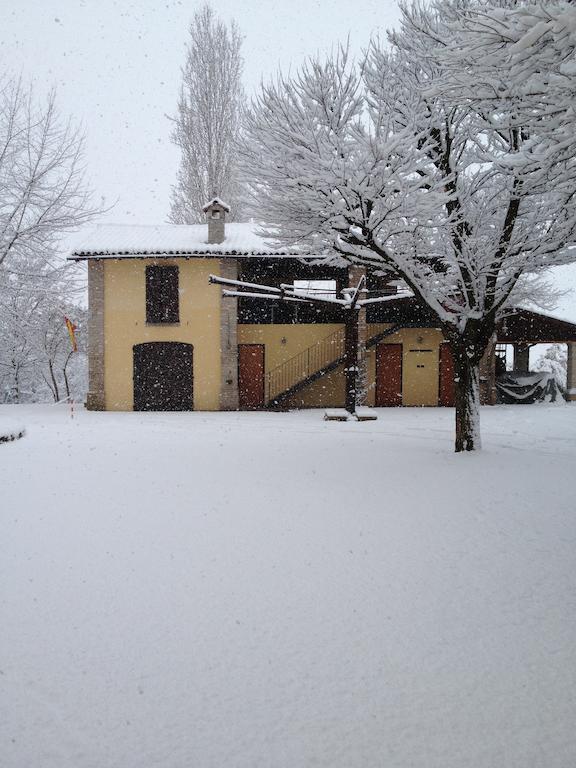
266;328;346;403
265;323;403;405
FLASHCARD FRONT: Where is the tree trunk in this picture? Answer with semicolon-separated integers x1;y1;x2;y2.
11;360;20;404
48;359;60;403
63;350;73;399
452;344;482;452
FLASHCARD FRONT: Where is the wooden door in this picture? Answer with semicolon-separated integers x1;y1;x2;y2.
439;343;455;407
133;342;193;411
238;344;265;409
375;344;403;406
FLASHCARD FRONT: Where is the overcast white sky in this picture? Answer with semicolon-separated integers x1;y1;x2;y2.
2;0;401;222
3;0;576;320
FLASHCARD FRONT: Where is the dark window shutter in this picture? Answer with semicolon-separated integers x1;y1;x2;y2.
146;265;179;323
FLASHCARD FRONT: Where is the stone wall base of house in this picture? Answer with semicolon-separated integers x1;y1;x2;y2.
566;343;576;401
87;260;106;412
219;258;239;410
86;391;105;410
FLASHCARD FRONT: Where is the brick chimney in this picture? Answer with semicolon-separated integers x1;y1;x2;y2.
202;198;231;244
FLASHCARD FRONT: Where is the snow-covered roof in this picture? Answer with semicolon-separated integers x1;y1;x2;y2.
67;222;302;260
202;197;230;213
497;307;576;342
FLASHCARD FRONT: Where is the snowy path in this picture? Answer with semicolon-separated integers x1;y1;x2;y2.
1;404;575;768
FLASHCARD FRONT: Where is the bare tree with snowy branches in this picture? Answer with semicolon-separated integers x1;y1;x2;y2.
241;0;576;452
0;259;87;404
0;77;95;402
0;78;96;272
169;4;246;223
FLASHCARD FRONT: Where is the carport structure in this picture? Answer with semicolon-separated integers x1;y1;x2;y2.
366;298;576;405
496;309;576;401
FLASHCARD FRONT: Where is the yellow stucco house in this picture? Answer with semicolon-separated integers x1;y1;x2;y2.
69;200;576;411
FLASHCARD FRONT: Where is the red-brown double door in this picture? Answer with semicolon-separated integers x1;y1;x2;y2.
375;344;403;406
238;344;265;409
377;342;455;407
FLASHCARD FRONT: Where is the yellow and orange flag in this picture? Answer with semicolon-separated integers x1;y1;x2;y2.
64;316;78;352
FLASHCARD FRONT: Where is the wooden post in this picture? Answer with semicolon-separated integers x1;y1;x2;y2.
513;343;531;373
344;311;359;414
348;265;367;406
479;334;497;405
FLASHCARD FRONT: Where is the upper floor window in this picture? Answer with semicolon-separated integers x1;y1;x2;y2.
146;265;179;324
293;279;337;299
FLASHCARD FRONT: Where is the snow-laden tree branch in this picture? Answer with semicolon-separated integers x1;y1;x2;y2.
241;0;576;452
432;0;576;165
169;4;246;223
0;77;95;403
0;78;96;271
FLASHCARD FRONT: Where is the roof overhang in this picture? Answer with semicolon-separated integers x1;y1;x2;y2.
368;298;576;342
496;309;576;344
67;250;308;261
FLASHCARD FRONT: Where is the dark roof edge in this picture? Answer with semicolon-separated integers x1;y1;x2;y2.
67;250;314;261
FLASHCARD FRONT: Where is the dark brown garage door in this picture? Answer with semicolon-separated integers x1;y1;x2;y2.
376;343;403;406
133;342;193;411
439;343;455;406
238;344;265;409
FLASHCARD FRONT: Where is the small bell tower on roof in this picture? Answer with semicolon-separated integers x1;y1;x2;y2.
202;198;231;244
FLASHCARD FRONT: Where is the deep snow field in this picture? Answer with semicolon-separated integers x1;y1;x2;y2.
1;403;575;768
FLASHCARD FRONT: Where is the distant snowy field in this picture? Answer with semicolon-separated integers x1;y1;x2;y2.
1;404;575;768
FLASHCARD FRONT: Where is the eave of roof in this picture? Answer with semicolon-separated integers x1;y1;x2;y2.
68;249;304;260
372;299;576;341
497;308;576;343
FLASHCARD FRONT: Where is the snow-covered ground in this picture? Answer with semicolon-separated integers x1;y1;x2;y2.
1;404;575;768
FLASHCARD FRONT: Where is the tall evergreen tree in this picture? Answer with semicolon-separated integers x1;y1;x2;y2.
169;4;246;223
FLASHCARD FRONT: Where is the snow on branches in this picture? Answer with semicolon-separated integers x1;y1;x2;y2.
241;0;576;451
169;4;246;224
0;78;96;272
0;77;94;403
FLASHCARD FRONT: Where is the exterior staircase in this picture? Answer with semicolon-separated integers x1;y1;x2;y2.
265;324;401;407
266;328;346;407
